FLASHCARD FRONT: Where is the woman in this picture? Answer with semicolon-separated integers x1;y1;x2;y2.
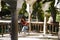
20;17;28;34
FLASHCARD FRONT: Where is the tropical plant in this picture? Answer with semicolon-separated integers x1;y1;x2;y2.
19;1;28;18
1;1;11;16
56;13;60;22
32;0;44;21
46;0;58;22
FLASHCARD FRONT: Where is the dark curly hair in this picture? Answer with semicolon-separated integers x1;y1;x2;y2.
21;16;26;22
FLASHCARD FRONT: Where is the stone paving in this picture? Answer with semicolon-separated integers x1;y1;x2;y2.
0;33;58;40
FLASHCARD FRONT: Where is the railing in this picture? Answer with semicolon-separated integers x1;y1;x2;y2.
0;22;59;37
31;22;43;33
47;23;59;34
0;23;10;36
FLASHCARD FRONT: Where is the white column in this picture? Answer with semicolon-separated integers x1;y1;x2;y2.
43;14;47;35
26;4;29;13
26;3;30;22
26;3;31;32
54;0;58;7
0;0;1;11
42;2;51;35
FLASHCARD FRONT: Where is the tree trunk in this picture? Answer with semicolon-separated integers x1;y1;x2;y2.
3;0;18;40
11;9;18;40
51;7;56;23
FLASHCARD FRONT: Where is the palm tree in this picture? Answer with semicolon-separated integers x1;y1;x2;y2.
32;0;44;22
19;1;28;19
46;0;58;22
1;1;11;19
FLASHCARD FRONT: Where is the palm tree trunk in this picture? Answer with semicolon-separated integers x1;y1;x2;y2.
3;0;18;40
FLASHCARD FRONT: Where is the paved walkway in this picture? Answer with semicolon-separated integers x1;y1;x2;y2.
58;25;60;40
0;33;58;40
0;37;40;40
